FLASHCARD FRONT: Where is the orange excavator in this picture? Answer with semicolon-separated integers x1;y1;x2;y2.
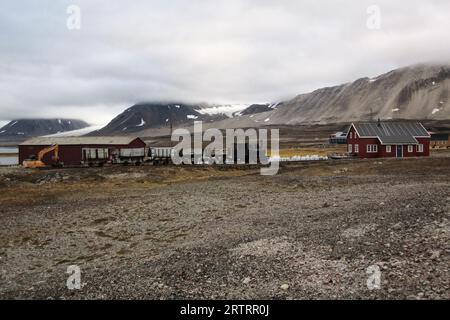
23;144;60;168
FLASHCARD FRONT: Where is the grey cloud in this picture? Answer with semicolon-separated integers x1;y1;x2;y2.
1;0;450;124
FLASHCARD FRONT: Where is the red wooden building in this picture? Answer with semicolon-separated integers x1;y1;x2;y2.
346;121;430;158
19;136;146;166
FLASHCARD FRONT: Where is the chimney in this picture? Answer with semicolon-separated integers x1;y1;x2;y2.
377;118;381;127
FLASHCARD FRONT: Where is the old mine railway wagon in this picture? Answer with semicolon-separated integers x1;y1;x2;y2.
19;136;146;166
346;121;430;159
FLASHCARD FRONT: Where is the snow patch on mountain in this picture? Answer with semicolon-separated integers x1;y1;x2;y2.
136;118;146;126
269;103;280;109
197;104;250;118
45;125;105;137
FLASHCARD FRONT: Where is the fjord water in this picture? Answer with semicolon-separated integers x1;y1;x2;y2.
0;147;18;166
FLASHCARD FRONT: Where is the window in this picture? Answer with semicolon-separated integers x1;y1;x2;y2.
367;144;378;153
83;148;109;160
354;144;359;153
417;144;424;152
408;145;413;153
386;145;391;153
348;144;353;153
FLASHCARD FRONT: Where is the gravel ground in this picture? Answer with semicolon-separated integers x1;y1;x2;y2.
0;158;449;299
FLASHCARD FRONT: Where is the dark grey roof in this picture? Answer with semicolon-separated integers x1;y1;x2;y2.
20;136;141;146
430;133;449;141
353;121;429;145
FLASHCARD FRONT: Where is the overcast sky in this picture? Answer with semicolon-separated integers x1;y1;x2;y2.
1;0;450;126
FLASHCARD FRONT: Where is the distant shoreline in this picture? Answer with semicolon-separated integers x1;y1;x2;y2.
0;142;21;147
0;154;17;157
0;147;19;157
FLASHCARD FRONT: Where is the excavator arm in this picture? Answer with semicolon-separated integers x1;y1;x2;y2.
23;144;60;168
37;144;59;162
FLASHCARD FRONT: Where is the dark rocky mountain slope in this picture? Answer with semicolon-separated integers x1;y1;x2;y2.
0;119;89;140
93;103;228;135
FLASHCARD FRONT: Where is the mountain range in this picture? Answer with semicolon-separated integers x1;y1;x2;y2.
270;63;450;124
91;103;227;136
0;119;89;140
94;63;449;136
1;63;449;141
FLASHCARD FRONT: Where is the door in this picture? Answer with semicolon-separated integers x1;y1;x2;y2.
396;145;403;158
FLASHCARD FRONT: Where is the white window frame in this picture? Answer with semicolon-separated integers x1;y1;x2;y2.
417;144;424;152
367;144;378;153
348;144;353;153
408;145;413;153
354;144;359;153
386;145;391;153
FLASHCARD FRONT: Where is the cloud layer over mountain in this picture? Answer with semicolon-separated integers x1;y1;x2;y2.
1;0;450;124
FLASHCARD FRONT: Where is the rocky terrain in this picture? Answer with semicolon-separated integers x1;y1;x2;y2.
238;104;276;116
271;64;450;124
0;157;448;299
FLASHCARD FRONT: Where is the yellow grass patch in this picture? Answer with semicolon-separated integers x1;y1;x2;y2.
268;145;346;157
